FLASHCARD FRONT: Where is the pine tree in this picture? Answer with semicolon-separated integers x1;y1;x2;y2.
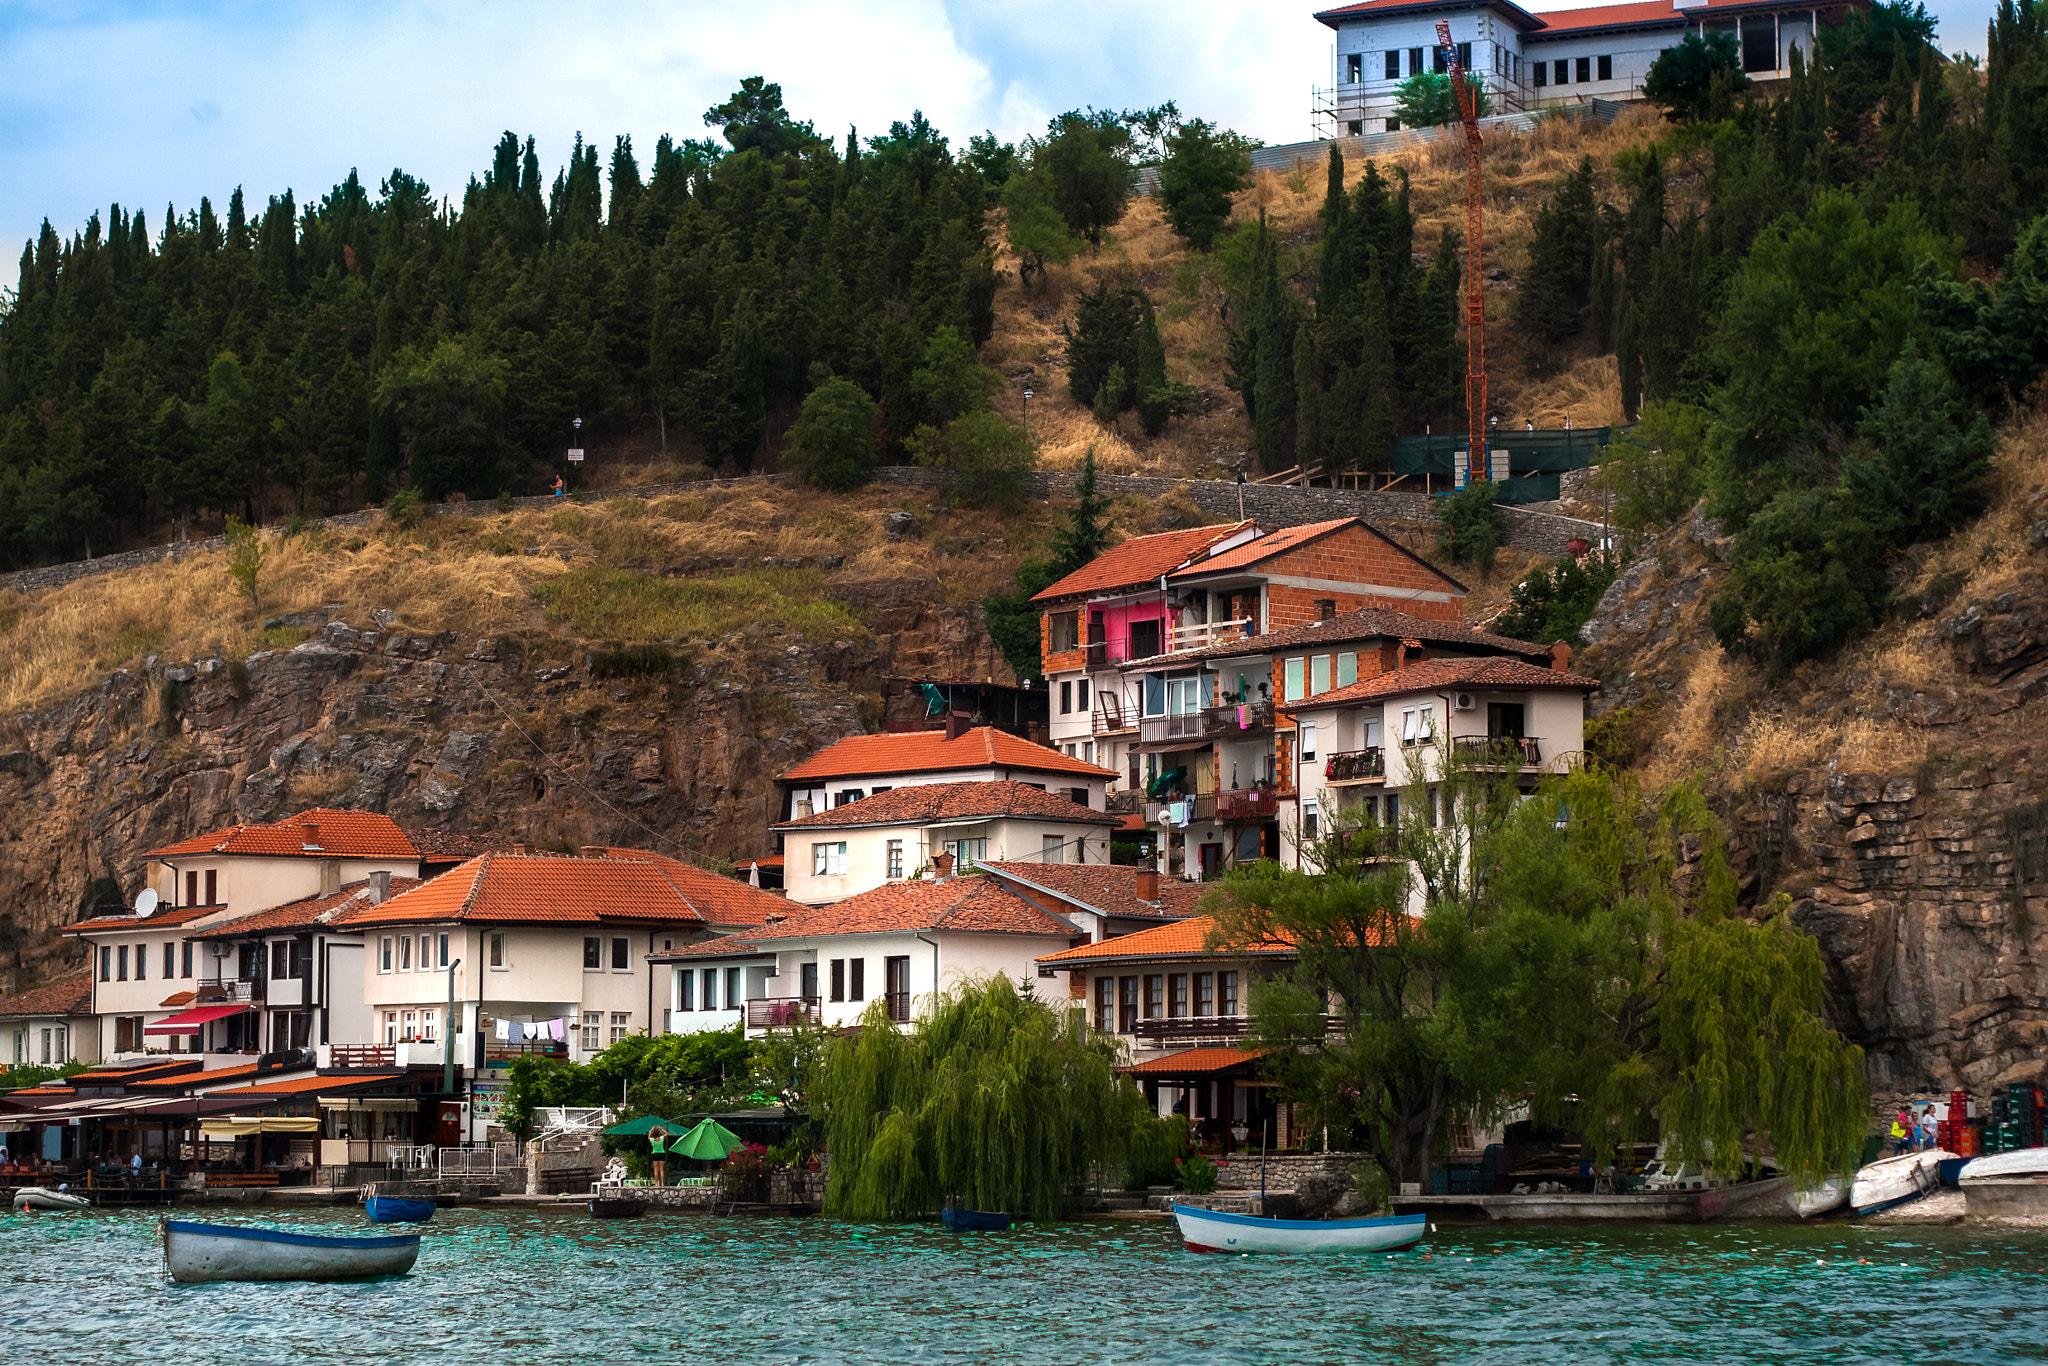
1047;445;1116;577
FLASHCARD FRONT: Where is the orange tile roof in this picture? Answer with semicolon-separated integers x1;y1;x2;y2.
1281;656;1600;713
775;781;1122;831
781;726;1117;783
335;849;785;930
1031;522;1256;603
1314;0;1545;30
187;879;426;939
1037;913;1295;964
656;876;1076;955
1141;606;1549;672
980;863;1205;921
1126;1047;1271;1076
159;991;197;1008
144;808;420;861
65;902;226;934
1538;0;1682;29
1167;518;1466;595
205;1071;403;1097
0;974;92;1019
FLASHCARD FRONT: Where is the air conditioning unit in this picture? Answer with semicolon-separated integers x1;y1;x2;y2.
1453;692;1478;712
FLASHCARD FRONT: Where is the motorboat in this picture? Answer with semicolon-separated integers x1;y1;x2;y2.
940;1207;1013;1231
12;1186;90;1212
588;1197;649;1219
1171;1203;1427;1254
1790;1176;1849;1218
364;1195;437;1223
1848;1149;1954;1216
161;1219;420;1283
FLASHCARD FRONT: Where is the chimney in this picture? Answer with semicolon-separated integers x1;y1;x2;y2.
1395;637;1422;672
945;710;971;741
301;820;321;848
512;842;528;856
319;859;342;897
579;845;607;859
1550;640;1573;672
933;851;956;881
369;870;391;904
1134;868;1160;903
1313;598;1335;623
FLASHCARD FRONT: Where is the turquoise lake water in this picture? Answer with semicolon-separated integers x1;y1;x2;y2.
4;1208;2045;1365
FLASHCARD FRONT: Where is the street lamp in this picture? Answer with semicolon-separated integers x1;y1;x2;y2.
442;957;462;1099
1022;388;1033;443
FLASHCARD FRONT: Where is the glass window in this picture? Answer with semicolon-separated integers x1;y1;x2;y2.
1120;976;1140;1033
1385;792;1401;826
1195;973;1214;1017
182;941;192;978
1220;971;1239;1016
886;840;904;879
419;935;432;973
100;946;110;981
1337;652;1358;687
1043;834;1064;864
814;842;847;876
584;937;602;970
1144;674;1166;717
133;944;145;980
611;1012;630;1045
1169;974;1188;1018
612;937;630;971
1344;51;1362;81
1409;46;1424;75
801;961;819;999
1402;706;1418;743
678;969;694;1010
380;938;393;972
1060;680;1073;715
399;936;412;971
1095;977;1115;1032
850;958;865;1000
163;943;175;978
1385;49;1400;79
117;946;128;981
945;838;989;869
438;934;450;969
1533;60;1547;87
1429;787;1441;828
1420;704;1435;740
702;969;718;1011
1078;679;1090;710
1576;55;1591;82
1555;58;1568;85
1047;611;1080;654
205;869;216;904
725;967;742;1011
582;1015;601;1051
272;942;288;979
1284;657;1305;702
1597;53;1613;80
1311;655;1331;694
1304;800;1320;842
830;959;846;1002
1166;676;1202;716
1144;975;1164;1019
1301;722;1318;761
488;932;506;968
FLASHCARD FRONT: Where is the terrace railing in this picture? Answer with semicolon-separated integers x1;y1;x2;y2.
745;997;821;1029
1324;748;1385;782
1451;735;1543;768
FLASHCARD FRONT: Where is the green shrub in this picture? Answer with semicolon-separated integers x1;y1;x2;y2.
1175;1153;1220;1194
1598;401;1709;531
906;410;1035;506
384;488;425;530
497;489;515;514
1711;486;1885;665
1437;479;1508;573
1494;548;1623;646
223;515;268;606
785;378;879;492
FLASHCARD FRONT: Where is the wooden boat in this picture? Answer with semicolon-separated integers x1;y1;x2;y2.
161;1219;420;1283
587;1197;649;1219
1171;1202;1428;1254
364;1195;437;1223
1790;1177;1849;1218
12;1186;91;1212
1848;1150;1952;1216
940;1207;1013;1231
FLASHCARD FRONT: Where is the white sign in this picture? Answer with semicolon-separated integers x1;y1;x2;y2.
567;448;585;463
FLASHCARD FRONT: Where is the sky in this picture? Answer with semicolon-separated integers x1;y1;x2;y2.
0;0;2003;263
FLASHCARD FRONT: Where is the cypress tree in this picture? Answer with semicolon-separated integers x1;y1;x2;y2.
1135;301;1171;437
1590;239;1617;354
1617;297;1643;421
1251;215;1294;470
1294;321;1323;469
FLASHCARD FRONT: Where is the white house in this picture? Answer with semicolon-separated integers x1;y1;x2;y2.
657;873;1082;1038
779;722;1117;826
1278;653;1600;875
775;780;1124;905
1;975;97;1070
1314;0;1853;135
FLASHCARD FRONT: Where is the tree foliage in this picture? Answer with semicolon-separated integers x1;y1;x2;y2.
784;377;878;493
1644;32;1752;122
1493;548;1623;645
814;978;1182;1219
502;1028;757;1141
1157;118;1255;251
1436;478;1507;572
1596;400;1710;531
1516;157;1601;345
1392;72;1492;128
222;515;267;606
1035;111;1135;246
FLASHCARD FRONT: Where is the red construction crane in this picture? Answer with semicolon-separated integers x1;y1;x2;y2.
1435;19;1487;487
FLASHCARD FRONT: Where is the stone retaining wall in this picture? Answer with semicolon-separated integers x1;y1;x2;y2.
1213;1151;1363;1192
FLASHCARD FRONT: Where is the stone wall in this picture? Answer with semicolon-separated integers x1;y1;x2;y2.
1212;1150;1362;1192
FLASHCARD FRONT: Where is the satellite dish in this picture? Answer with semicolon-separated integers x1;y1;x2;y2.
134;888;159;918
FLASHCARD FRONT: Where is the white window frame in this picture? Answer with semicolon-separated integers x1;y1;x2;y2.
1300;722;1318;761
1044;834;1065;864
379;937;394;973
813;842;847;877
1284;657;1305;702
398;936;413;971
611;937;631;973
488;932;508;970
1311;655;1331;695
885;839;904;879
1303;800;1320;842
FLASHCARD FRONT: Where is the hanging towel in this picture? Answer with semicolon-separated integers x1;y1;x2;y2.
522;1022;539;1041
494;1019;511;1042
1238;705;1247;730
548;1018;566;1042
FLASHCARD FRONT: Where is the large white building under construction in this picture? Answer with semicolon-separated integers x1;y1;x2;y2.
1313;0;1863;136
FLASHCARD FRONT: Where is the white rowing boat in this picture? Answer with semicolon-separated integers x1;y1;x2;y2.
1849;1150;1953;1216
1171;1202;1428;1254
161;1219;420;1283
1958;1149;2048;1182
12;1186;90;1212
1790;1176;1848;1218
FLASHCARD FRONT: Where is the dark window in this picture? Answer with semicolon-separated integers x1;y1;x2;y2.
1555;59;1568;85
1456;41;1471;69
1169;973;1188;1018
181;940;192;977
1095;977;1115;1032
830;959;846;1002
1344;52;1362;82
186;871;198;906
584;937;602;970
1408;46;1424;75
1576;56;1591;82
1144;975;1164;1020
1385;792;1401;826
1433;46;1448;73
100;946;111;982
163;943;175;978
1220;971;1240;1016
1047;611;1080;654
1347;119;1363;135
204;870;216;904
1741;20;1775;70
1487;702;1527;738
1119;976;1140;1033
1060;681;1073;715
272;942;289;979
1385;49;1400;79
1597;53;1614;80
1386;117;1401;132
678;971;694;1010
1533;61;1547;87
849;958;865;1001
1195;973;1214;1017
884;956;911;1022
1128;619;1162;660
117;946;128;980
801;962;819;999
611;937;630;971
1078;679;1089;710
834;789;864;807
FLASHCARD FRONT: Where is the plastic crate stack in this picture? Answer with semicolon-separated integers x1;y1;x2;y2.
1941;1090;1981;1158
1991;1083;2046;1153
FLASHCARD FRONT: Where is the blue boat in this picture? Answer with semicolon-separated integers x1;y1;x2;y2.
941;1207;1013;1231
365;1195;438;1223
162;1220;421;1283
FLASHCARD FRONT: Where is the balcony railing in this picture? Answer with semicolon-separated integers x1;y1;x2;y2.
1324;748;1385;782
1213;787;1281;821
884;991;911;1024
1167;618;1256;654
1133;1015;1342;1041
330;1045;394;1067
1139;703;1274;748
1451;735;1543;768
195;977;264;1003
745;996;821;1029
1091;696;1133;735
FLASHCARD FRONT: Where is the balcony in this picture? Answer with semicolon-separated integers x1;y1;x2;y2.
745;996;821;1029
1138;703;1274;748
1451;735;1543;768
327;1045;394;1067
1213;787;1282;822
1091;696;1134;735
1135;1016;1249;1043
1167;618;1257;654
195;977;264;1004
884;991;911;1024
1324;748;1385;783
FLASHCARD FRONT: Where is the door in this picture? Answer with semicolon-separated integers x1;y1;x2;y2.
884;956;911;1023
436;1102;463;1146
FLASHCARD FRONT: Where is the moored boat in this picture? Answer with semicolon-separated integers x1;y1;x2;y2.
1848;1150;1953;1216
940;1207;1013;1231
1957;1149;2048;1183
161;1219;420;1283
1171;1203;1427;1254
588;1197;648;1219
1957;1148;2048;1221
12;1186;91;1212
1790;1177;1849;1218
364;1195;437;1224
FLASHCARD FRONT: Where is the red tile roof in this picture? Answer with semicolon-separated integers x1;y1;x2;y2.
1037;913;1295;964
1281;656;1600;712
335;849;785;930
409;828;522;863
159;991;197;1007
980;863;1206;921
204;1071;403;1097
144;808;419;861
781;726;1116;783
655;875;1076;954
186;879;426;940
1169;518;1468;596
0;975;92;1019
775;781;1122;831
1126;1047;1271;1076
1135;606;1551;671
1314;0;1545;29
1537;0;1683;30
1032;522;1256;604
64;902;227;934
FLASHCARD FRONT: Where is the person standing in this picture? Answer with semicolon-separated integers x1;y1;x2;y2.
1890;1110;1911;1155
1919;1108;1938;1151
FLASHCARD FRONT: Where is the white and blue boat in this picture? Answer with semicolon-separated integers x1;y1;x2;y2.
1171;1203;1427;1254
364;1195;437;1224
161;1219;421;1283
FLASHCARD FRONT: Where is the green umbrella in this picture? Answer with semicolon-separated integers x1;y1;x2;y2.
602;1115;685;1138
669;1118;745;1160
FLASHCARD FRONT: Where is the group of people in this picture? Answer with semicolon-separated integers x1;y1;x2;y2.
1890;1107;1940;1155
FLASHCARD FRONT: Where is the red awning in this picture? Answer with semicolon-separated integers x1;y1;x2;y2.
143;1003;250;1035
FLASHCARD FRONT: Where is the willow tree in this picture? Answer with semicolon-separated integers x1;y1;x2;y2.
814;978;1182;1220
1212;760;1867;1188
